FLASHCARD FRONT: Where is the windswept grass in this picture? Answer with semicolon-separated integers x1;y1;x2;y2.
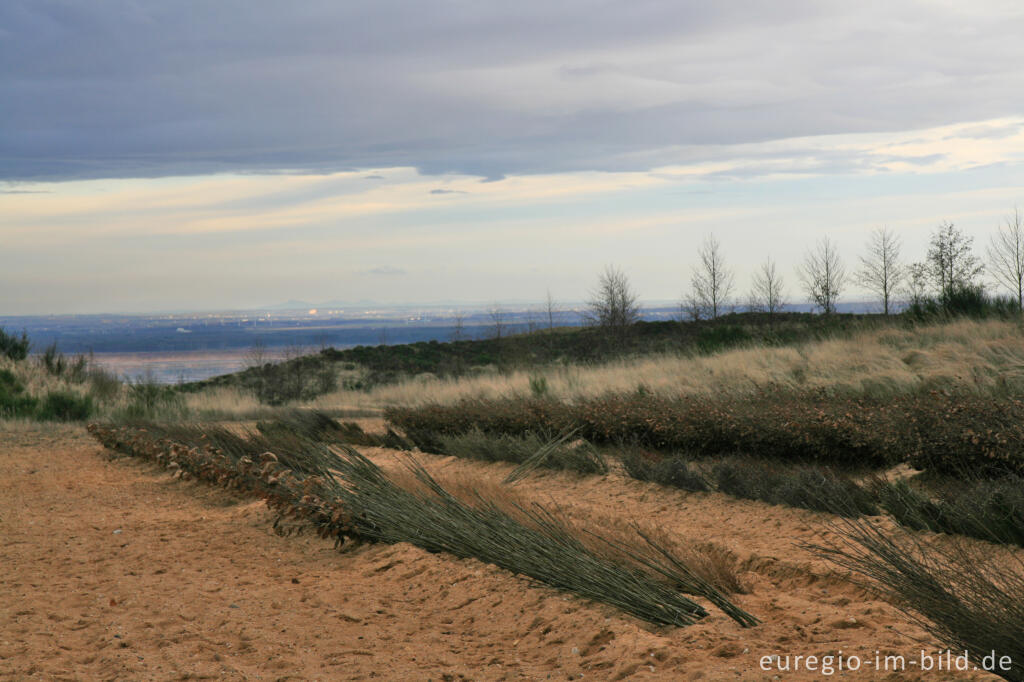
293;318;1024;410
809;521;1024;681
875;476;1024;547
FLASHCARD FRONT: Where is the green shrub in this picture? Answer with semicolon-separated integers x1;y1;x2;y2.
36;391;94;421
0;369;38;418
0;327;30;361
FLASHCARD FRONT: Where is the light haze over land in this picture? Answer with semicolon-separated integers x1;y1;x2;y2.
3;1;1024;314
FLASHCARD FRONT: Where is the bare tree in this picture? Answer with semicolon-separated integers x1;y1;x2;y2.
904;262;930;307
748;257;787;317
585;265;640;331
855;227;905;315
488;306;506;340
243;338;268;369
450;311;466;341
680;293;704;321
798;237;846;314
987;207;1024;311
927;221;983;303
544;289;559;330
689;235;735;319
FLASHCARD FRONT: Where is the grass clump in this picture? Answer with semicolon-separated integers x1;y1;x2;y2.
708;458;878;518
432;427;607;478
875;476;1024;547
620;449;710;492
809;521;1024;682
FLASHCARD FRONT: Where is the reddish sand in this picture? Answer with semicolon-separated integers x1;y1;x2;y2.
1;424;1000;680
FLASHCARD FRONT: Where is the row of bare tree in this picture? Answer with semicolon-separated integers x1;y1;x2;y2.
584;207;1024;330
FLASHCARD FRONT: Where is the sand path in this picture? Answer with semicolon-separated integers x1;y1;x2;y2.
1;424;996;680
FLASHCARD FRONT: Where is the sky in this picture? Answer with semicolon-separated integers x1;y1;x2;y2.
3;1;1024;314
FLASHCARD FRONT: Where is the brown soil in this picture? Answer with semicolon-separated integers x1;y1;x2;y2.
1;424;998;680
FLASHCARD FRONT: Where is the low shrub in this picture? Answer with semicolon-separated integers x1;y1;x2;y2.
907;393;1024;477
387;389;1024;475
386;391;911;468
36;391;94;421
0;368;38;418
0;327;30;361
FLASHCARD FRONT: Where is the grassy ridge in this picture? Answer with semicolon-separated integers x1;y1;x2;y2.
181;312;882;399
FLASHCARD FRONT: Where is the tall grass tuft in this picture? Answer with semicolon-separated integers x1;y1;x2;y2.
809;520;1024;682
875;476;1024;547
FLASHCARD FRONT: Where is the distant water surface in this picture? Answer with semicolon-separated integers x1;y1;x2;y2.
90;350;287;384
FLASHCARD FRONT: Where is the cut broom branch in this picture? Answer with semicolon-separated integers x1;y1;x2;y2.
89;421;754;629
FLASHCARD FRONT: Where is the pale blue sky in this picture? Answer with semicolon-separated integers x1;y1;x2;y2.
3;1;1024;313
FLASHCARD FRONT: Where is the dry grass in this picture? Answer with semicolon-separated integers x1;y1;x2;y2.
299;318;1024;409
174;318;1024;418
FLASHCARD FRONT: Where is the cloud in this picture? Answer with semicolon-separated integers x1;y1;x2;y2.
3;1;1024;182
362;266;407;276
429;188;467;194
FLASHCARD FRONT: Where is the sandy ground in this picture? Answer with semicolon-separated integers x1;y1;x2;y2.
1;424;999;681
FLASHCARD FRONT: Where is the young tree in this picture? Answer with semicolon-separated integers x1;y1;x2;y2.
450;311;466;341
987;207;1024;311
585;265;640;331
798;237;846;314
855;227;905;315
926;221;983;303
544;289;559;330
904;262;931;308
748;257;787;317
689;235;735;319
680;293;704;321
488;306;506;340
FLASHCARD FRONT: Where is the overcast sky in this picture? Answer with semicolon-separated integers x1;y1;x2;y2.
4;1;1024;314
